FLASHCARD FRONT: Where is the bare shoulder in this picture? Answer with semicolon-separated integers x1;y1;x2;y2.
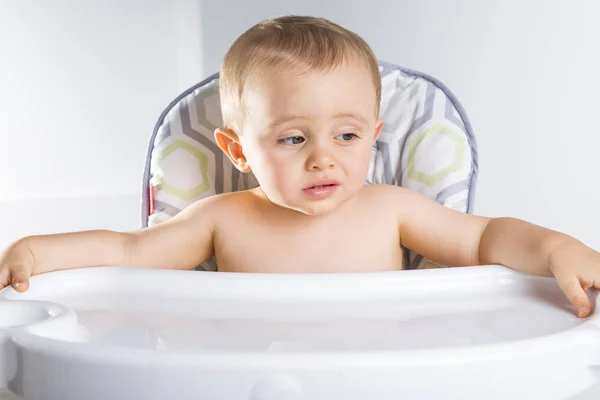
357;184;460;224
180;189;257;220
125;190;260;270
358;184;488;267
358;184;426;208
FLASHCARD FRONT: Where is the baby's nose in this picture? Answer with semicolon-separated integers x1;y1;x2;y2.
306;146;335;170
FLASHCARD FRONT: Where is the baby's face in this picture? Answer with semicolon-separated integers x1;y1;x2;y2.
239;61;383;216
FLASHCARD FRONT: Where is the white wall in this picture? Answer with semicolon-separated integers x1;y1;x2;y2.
0;0;204;249
201;0;600;250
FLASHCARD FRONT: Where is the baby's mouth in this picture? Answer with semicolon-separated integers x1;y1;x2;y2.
302;180;340;199
310;184;336;189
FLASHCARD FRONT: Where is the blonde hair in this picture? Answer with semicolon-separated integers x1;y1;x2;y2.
219;15;381;132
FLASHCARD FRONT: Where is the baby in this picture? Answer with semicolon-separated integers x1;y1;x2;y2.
1;16;599;318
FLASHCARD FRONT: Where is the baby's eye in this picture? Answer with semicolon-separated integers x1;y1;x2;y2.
336;133;359;142
280;136;305;145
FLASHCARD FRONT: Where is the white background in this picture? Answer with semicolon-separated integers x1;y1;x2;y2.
0;0;204;247
1;0;599;252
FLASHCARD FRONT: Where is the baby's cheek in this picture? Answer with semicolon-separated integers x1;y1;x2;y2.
351;155;371;180
262;157;291;188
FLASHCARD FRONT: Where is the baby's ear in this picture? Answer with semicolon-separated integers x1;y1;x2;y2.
214;128;251;173
373;117;384;141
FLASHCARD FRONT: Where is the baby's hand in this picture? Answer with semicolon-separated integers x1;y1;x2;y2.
0;239;35;292
550;240;600;318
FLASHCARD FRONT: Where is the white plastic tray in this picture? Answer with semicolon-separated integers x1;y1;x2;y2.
1;265;600;399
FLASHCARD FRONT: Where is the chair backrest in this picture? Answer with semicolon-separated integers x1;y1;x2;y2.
141;61;478;271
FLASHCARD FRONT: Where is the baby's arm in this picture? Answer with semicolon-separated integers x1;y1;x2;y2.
395;186;600;317
0;197;216;292
395;187;564;272
394;187;489;267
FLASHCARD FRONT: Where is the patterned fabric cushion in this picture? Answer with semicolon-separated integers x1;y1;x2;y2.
141;61;478;271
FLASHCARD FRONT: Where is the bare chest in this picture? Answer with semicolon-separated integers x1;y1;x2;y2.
213;210;403;273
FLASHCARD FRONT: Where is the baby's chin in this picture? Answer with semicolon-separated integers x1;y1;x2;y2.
255;187;359;216
271;200;330;216
274;196;354;217
290;204;335;217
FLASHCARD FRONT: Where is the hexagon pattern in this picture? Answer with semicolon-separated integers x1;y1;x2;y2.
144;62;477;271
407;125;465;187
158;140;210;202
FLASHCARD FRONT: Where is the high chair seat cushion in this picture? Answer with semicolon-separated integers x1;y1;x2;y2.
142;61;478;271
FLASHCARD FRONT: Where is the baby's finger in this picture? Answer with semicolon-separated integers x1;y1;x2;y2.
10;266;31;293
557;275;590;318
0;265;10;289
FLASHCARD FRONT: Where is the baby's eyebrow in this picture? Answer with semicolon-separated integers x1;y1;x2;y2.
267;112;368;130
333;112;369;126
267;115;306;130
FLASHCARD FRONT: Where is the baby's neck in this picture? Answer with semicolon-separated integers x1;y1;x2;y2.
250;187;361;223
